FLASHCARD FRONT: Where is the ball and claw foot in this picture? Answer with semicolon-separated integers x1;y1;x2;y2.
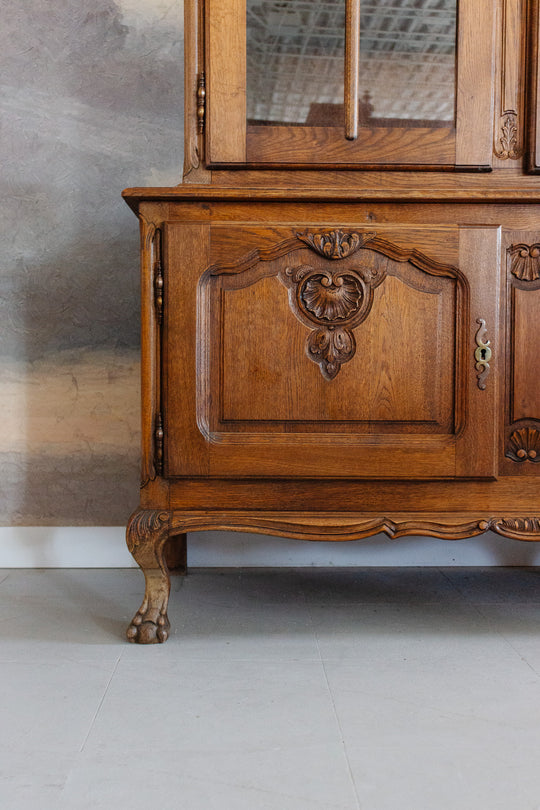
127;605;170;644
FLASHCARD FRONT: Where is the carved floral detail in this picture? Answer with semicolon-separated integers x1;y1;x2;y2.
296;229;375;259
509;243;540;282
307;327;356;381
494;111;521;160
506;427;540;462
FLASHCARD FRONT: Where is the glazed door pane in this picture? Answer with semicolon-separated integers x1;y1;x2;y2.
246;0;457;129
247;0;347;127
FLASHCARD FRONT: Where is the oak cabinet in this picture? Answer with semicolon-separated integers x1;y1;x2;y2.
123;0;540;643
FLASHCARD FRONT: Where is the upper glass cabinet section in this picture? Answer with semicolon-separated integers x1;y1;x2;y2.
205;0;496;169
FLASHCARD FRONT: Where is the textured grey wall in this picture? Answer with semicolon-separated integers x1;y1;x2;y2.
1;0;184;524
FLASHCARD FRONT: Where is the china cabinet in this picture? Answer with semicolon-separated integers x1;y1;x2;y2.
123;0;540;643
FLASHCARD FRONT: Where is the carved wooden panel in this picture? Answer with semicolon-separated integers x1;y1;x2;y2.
164;219;500;480
207;227;458;433
219;273;450;426
502;232;540;473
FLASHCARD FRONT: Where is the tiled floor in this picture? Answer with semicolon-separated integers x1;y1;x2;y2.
1;568;540;809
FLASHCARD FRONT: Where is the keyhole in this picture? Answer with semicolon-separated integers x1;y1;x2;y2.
480;348;487;361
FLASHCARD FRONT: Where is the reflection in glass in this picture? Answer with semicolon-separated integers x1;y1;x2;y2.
247;1;346;125
247;0;457;128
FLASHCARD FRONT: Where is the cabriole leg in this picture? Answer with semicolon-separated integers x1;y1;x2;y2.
126;509;172;644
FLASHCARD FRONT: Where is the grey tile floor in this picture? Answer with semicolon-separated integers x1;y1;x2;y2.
1;567;540;809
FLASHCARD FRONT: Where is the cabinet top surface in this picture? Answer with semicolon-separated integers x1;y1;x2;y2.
122;176;540;214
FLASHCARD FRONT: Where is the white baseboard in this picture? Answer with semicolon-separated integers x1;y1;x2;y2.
1;527;540;567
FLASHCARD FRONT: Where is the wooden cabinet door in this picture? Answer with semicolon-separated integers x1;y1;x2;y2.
205;0;496;170
164;222;500;479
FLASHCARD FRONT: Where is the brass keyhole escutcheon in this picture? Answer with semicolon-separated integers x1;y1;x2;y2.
474;318;492;390
475;344;492;364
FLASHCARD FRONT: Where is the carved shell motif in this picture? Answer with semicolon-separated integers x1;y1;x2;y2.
301;274;363;322
509;244;540;282
506;427;540;462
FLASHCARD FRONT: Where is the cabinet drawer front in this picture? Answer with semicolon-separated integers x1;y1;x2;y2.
164;221;500;479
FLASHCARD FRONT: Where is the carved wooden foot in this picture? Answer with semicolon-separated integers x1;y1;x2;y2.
126;509;172;644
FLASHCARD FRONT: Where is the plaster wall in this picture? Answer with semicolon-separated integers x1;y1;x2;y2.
1;0;183;525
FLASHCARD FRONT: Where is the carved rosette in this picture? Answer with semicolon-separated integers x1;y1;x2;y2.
506;427;540;463
509;244;540;282
281;240;383;379
494;111;521;160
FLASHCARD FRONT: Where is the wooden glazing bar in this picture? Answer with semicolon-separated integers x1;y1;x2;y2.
345;0;360;140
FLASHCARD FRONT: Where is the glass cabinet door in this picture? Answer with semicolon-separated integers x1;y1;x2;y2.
205;0;496;169
529;2;540;173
